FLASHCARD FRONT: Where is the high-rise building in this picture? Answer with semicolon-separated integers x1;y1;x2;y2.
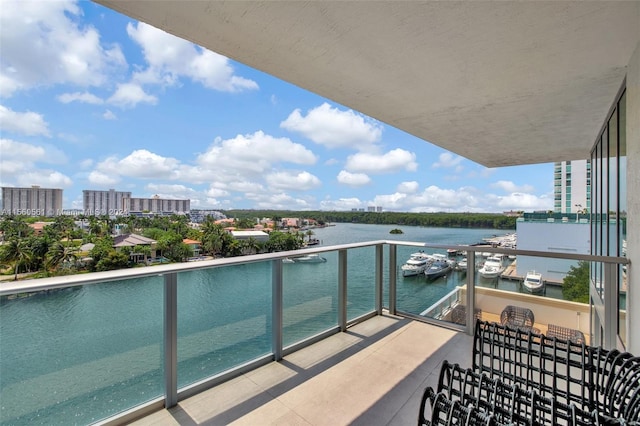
83;189;131;216
553;160;591;214
124;195;190;215
1;186;63;216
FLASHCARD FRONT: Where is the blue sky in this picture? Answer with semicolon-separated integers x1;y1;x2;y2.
0;1;554;213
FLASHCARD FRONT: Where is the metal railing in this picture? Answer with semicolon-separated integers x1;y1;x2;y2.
0;240;628;425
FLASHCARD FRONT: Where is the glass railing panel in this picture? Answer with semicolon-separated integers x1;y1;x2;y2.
395;245;461;317
474;251;591;344
0;276;164;425
282;250;338;347
176;262;272;388
346;246;376;320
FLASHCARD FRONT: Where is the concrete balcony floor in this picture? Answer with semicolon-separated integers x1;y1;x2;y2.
132;315;472;425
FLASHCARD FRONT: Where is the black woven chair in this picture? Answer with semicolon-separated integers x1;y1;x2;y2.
499;305;534;331
546;324;585;344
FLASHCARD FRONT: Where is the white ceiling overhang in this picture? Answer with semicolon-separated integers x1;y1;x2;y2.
94;1;640;167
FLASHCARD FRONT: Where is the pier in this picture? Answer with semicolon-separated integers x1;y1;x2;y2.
499;260;563;287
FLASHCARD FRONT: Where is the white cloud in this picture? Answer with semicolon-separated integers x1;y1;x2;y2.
57;91;104;104
491;180;534;193
345;149;417;173
192;131;317;181
319;197;363;211
372;193;408;210
15;170;73;188
87;170;120;186
107;83;158;108
245;192;313;210
1;138;46;159
144;183;199;200
266;171;321;191
336;170;371;187
206;187;230;198
281;103;383;150
127;22;258;93
102;109;117;120
0;105;50;136
433;152;463;169
0;139;67;164
490;192;552;212
397;181;419;194
0;0;125;97
96;150;181;179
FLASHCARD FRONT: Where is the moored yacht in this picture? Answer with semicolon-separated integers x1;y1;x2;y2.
478;256;505;279
523;270;544;293
424;259;452;280
401;252;433;277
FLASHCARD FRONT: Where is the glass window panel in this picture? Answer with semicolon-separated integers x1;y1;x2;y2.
618;91;627;346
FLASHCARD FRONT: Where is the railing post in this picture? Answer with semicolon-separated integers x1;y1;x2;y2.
339;249;348;331
375;244;383;315
164;273;178;408
603;262;617;349
272;259;283;360
389;244;397;315
466;251;476;335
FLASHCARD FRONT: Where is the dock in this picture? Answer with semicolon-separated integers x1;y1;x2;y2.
499;260;563;287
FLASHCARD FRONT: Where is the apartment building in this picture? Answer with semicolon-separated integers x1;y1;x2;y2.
82;189;131;216
124;195;190;215
1;186;63;216
553;160;591;214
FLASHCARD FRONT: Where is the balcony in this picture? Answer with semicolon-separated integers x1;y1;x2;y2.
0;241;627;425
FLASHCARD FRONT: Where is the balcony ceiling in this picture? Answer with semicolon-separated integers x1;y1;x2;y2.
94;1;639;167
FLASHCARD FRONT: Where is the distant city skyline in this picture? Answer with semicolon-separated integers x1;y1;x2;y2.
0;0;555;213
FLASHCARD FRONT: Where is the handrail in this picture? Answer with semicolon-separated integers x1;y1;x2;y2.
0;240;628;296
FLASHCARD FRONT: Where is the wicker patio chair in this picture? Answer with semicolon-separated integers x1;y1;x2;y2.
499;305;534;331
546;324;585;344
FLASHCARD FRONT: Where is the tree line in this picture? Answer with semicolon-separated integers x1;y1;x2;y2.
224;210;518;230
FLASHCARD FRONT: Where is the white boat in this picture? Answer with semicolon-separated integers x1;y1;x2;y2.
401;252;433;277
523;270;544;293
292;254;327;263
424;259;453;280
478;256;505;279
456;257;468;271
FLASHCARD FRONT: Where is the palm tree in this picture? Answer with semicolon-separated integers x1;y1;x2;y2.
0;239;33;280
45;242;78;273
242;237;261;255
305;229;315;242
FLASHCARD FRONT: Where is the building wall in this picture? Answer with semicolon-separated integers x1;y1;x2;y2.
553;160;590;214
516;221;590;282
626;39;639;354
83;189;131;216
1;186;63;216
